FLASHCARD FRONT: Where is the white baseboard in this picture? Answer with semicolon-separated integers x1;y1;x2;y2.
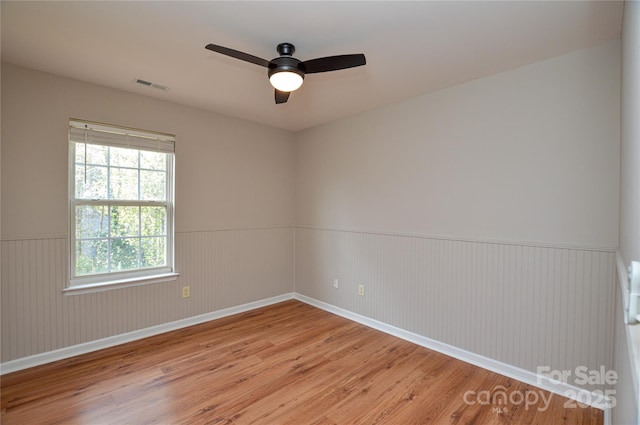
294;293;612;421
0;293;294;375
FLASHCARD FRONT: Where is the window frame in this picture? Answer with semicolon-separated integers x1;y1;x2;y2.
66;119;177;293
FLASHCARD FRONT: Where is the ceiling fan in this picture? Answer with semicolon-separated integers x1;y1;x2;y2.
205;42;366;104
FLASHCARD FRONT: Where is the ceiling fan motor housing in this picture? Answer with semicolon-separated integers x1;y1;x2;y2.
268;56;305;80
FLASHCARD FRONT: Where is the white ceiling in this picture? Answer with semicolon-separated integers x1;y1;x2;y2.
1;1;623;131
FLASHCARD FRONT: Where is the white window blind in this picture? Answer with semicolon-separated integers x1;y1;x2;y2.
69;119;175;153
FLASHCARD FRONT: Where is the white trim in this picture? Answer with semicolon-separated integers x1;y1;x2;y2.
294;293;613;417
617;251;633;324
0;293;294;375
63;272;179;295
295;225;617;253
616;250;640;418
176;225;295;234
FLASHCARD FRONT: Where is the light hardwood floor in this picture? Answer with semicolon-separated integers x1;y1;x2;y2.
1;300;602;424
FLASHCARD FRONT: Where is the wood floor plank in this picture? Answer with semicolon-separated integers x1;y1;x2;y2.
1;300;603;424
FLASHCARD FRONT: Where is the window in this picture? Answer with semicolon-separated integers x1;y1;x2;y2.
68;119;176;291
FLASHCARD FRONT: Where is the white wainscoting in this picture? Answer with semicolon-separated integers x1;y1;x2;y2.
0;227;294;364
2;224;617;406
294;226;617;392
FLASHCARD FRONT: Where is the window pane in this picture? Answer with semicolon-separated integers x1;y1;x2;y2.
76;205;109;238
140;170;166;201
76;239;109;276
140;151;166;171
109;167;138;200
110;147;138;168
75;165;108;199
86;144;108;165
110;238;139;271
141;206;166;236
76;143;108;166
141;237;166;268
110;206;139;237
75;143;85;164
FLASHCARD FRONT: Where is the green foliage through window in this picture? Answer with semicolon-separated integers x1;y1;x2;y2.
72;141;171;278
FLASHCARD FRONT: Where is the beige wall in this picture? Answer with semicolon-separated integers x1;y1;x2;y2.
295;42;621;384
620;1;640;267
296;42;620;249
2;64;294;239
1;64;295;362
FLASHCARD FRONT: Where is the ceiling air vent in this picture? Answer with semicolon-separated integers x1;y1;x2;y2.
133;78;169;91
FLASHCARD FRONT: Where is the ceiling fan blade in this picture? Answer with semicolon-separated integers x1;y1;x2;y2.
205;43;270;68
302;54;366;74
275;89;290;104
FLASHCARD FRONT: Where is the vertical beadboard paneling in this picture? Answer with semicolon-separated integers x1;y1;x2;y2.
2;224;615;390
175;227;293;317
295;227;615;390
0;227;294;363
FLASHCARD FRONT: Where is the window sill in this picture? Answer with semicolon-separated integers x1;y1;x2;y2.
64;272;179;295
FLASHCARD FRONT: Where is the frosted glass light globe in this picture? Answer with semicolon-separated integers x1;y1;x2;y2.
269;71;303;92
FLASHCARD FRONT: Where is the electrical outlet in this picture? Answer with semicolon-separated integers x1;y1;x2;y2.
333;279;339;289
182;286;190;298
358;285;365;296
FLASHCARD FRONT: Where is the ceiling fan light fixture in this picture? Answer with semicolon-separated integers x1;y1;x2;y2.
205;42;366;104
269;70;304;92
